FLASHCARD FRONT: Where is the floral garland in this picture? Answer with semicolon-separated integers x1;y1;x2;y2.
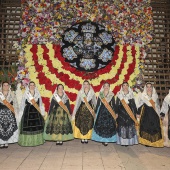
25;43;140;112
16;0;153;49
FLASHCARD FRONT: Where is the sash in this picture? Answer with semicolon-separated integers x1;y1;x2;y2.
3;100;15;115
30;98;42;114
100;97;117;122
120;99;139;130
27;92;42;115
149;99;156;110
0;92;15;115
83;97;96;118
54;94;71;118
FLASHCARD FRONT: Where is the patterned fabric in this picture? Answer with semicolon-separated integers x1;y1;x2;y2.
75;101;94;136
18;99;44;146
0;89;19;145
92;97;117;143
0;103;18;141
138;104;163;147
72;84;97;120
117;134;138;146
44;98;73;141
20;99;44;134
19;86;45;121
116;85;138;145
136;83;163;147
136;83;160;114
116;98;138;139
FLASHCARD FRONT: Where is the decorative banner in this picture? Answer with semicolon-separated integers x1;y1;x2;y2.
25;43;140;112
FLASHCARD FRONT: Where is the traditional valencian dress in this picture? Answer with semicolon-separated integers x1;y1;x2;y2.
136;84;163;147
160;90;170;147
116;86;138;146
0;89;19;146
92;88;117;143
18;87;45;146
43;89;74;142
72;85;97;140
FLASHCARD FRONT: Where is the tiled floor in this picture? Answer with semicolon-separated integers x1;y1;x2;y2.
0;139;170;170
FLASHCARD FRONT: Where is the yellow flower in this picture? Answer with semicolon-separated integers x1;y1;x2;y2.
21;71;25;75
115;10;119;15
57;14;62;19
90;14;96;21
37;8;42;13
61;2;65;8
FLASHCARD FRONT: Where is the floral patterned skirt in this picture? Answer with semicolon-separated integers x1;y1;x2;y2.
44;106;74;141
0;104;18;144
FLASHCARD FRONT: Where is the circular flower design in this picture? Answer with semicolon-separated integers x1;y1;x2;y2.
61;21;115;72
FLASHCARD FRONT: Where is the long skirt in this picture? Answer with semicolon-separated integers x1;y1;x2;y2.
139;104;163;147
116;125;138;145
0;104;18;144
44;106;74;141
92;104;117;143
18;101;44;146
74;102;94;139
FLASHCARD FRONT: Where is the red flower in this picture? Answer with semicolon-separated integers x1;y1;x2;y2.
30;44;137;112
42;97;50;112
113;86;121;95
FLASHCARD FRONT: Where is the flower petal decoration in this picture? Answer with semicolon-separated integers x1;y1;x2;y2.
25;43;140;112
15;0;153;113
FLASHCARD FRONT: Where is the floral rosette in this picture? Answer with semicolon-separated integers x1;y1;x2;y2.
25;43;140;112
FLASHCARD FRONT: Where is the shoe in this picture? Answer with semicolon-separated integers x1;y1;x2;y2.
103;142;108;146
59;142;63;145
84;140;88;144
0;144;5;149
4;144;8;148
81;139;85;144
56;141;60;145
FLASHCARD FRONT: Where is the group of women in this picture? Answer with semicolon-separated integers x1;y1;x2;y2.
0;80;169;149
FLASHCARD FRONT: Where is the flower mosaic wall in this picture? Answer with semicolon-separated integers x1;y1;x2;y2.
14;0;153;112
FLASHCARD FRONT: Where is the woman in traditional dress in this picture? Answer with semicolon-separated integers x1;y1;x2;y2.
136;82;163;147
44;84;74;145
116;82;138;146
92;82;117;146
18;81;45;146
160;90;170;147
72;80;97;144
0;82;19;148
